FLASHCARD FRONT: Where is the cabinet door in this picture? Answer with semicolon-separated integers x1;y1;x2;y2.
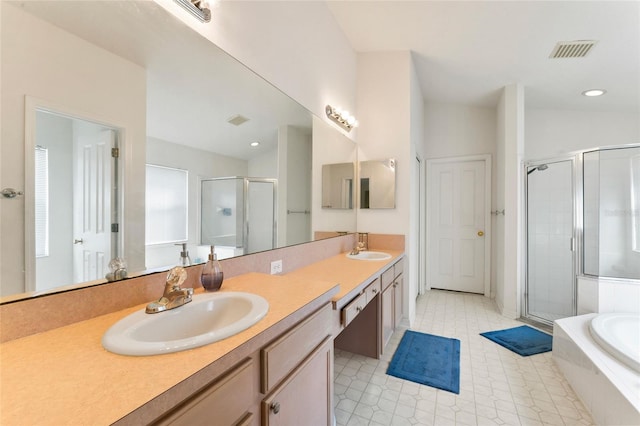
394;275;403;327
262;338;333;426
381;285;394;350
153;358;254;426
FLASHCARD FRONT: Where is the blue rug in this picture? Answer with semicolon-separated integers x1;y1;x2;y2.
480;325;552;356
386;330;460;394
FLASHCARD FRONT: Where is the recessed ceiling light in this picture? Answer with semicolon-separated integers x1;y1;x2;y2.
582;89;607;97
250;141;260;147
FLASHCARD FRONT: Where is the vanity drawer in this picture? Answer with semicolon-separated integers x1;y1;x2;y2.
394;258;404;278
341;292;367;327
153;358;254;426
365;278;381;304
381;266;395;290
260;303;332;394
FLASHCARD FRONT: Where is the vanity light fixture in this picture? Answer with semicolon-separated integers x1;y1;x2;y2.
582;89;607;97
175;0;211;23
325;105;358;132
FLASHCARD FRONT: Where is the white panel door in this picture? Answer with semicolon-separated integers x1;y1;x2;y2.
429;160;486;293
73;126;114;282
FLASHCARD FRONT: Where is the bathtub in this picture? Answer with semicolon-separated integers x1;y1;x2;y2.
590;313;640;373
553;314;640;425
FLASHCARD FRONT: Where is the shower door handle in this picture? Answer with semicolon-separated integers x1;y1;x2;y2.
570;238;575;251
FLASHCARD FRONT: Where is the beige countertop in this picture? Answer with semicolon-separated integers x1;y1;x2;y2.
287;250;404;309
0;273;339;426
0;250;404;425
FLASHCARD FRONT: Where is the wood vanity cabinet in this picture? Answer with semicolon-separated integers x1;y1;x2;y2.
334;278;381;359
261;337;333;426
151;304;334;426
381;259;404;353
151;358;256;426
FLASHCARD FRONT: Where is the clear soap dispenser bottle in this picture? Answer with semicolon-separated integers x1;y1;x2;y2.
201;245;224;291
176;243;191;266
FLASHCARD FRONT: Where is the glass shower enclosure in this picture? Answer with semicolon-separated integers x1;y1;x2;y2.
524;144;640;326
525;158;576;324
200;177;277;256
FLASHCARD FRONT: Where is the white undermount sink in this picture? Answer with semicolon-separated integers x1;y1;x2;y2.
346;251;392;261
102;292;269;356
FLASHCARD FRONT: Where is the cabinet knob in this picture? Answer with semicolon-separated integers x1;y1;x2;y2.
372;288;378;294
356;306;362;312
270;402;281;414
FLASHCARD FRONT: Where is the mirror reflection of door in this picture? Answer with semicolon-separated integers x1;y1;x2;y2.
34;110;119;291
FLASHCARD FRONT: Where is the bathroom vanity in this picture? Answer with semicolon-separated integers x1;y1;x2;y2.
0;273;339;425
0;245;405;426
289;251;404;358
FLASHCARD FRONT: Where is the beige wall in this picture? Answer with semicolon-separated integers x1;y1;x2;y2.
355;51;415;324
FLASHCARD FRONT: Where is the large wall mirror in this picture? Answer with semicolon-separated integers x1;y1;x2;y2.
0;0;356;299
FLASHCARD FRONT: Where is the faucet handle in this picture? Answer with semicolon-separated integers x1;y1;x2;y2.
165;266;188;290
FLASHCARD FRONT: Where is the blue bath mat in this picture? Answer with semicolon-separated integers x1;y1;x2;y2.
480;325;552;356
386;330;460;394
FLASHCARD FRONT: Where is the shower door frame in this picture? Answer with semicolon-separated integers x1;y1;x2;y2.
243;178;278;253
522;154;581;326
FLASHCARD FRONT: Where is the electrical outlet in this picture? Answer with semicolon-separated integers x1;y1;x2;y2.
270;259;283;275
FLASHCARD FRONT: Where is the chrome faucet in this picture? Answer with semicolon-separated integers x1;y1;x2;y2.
146;266;193;314
350;241;365;255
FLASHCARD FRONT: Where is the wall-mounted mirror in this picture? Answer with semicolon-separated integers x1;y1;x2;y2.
359;159;397;209
0;0;356;300
322;163;355;209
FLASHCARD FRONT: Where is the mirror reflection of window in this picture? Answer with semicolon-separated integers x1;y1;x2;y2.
145;165;188;245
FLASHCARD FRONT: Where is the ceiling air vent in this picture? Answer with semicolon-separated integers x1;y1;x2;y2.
227;114;250;126
549;40;597;58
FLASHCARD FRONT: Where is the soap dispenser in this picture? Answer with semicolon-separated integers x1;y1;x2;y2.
201;245;224;291
176;243;191;266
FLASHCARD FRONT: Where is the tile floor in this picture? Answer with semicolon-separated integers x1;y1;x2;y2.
334;290;594;426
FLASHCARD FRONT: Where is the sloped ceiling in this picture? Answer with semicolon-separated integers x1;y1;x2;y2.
328;1;640;113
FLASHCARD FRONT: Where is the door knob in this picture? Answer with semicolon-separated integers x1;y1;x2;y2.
1;188;24;199
477;231;484;237
270;402;280;414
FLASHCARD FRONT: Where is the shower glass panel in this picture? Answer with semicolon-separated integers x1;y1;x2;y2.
583;146;640;279
201;177;276;255
526;160;575;323
246;180;276;253
201;178;244;248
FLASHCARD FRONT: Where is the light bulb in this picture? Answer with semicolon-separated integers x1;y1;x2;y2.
582;89;606;97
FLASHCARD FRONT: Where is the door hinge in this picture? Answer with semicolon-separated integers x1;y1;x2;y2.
111;147;120;158
111;223;119;233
